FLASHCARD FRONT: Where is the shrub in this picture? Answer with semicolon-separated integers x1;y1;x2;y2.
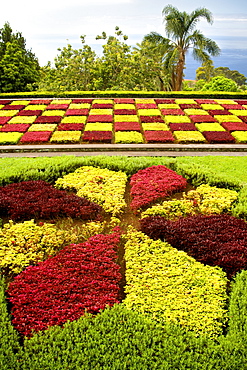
190;115;217;123
184;109;209;116
221;122;247;131
8;116;37;124
0;220;73;276
7;232;121;337
57;123;84;131
0;180;102;221
35;116;61;123
164;115;191;124
215;115;243;123
169;122;197;131
114;115;139;122
41;110;65;116
141;199;195;220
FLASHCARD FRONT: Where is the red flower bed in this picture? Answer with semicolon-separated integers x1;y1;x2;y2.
46;104;69;110
114;109;137;115
139;116;164;123
160;109;185;116
0;117;11;124
0;180;102;221
114;98;135;103
57;123;84;131
189;115;217;123
19;131;52;143
0;99;11;104
235;100;247;105
71;98;93;103
144;130;175;143
17;110;42;116
169;122;197;131
140;214;247;279
1;124;30;132
35;116;62;123
92;103;113;109
179;104;201;109
7;232;121;337
130;165;187;210
155;99;175;104
195;99;217;104
29;99;52;104
114;122;141;131
238;116;247;123
221;104;245;110
87;115;113;123
208;110;230;115
136;103;157;109
221;122;247;131
2;105;25;110
65;109;89;116
82;131;112;142
203;131;235;143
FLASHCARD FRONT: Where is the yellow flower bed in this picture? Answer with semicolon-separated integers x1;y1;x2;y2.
114;104;135;109
8;116;37;124
24;105;47;111
114;115;139;122
84;123;112;131
55;166;127;216
123;227;228;338
184;109;209;116
214;115;243;123
175;99;197;104
142;122;169;131
164;115;191;124
28;124;57;132
0;110;18;116
42;110;66;116
158;103;180;109
88;109;113;115
61;116;87;124
228;110;247;116
50;99;72;104
200;104;224;110
137;109;161;116
10;100;30;105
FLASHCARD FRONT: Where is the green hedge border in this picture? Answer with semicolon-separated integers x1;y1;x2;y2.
0;90;247;99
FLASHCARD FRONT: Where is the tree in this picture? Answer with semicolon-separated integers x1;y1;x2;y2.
144;5;220;91
214;67;247;86
0;22;40;92
201;75;239;92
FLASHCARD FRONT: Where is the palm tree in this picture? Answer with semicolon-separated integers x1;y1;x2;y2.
144;5;221;91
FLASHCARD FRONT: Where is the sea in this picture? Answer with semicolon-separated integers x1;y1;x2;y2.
184;48;247;81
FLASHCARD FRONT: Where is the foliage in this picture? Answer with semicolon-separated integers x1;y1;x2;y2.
50;130;81;143
7;232;121;337
115;131;143;143
173;130;206;143
140;214;247;279
123;227;228;337
0;132;22;144
0;180;102;221
201;76;239;92
141;199;195;220
0;22;40;92
55;166;127;216
0;220;74;276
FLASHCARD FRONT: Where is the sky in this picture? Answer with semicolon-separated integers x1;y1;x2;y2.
1;0;247;68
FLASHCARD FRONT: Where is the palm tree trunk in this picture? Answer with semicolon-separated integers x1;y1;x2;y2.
174;51;185;91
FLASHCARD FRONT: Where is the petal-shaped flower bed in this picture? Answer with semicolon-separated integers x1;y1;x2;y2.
0;180;102;221
130;165;187;210
7;232;121;337
140;214;247;279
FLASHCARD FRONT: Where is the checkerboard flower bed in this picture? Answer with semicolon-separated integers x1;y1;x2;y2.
82;131;112;143
1;124;30;132
0;132;22;144
144;130;175;143
202;131;235;143
19;131;52;143
7;232;121;337
130;165;187;211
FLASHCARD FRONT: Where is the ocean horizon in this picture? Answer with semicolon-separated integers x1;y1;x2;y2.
184;48;247;81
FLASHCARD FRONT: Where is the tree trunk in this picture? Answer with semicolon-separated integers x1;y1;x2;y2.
174;51;185;91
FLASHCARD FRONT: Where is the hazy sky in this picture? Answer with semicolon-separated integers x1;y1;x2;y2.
1;0;247;66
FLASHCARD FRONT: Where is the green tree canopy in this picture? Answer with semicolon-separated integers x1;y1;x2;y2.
201;75;239;92
0;22;40;92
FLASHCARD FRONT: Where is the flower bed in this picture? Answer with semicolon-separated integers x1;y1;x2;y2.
7;232;121;337
130;165;187;210
173;130;206;143
50;131;81;143
203;131;235;143
19;131;52;143
115;131;143;143
144;130;174;143
0;124;30;132
82;131;112;143
114;122;141;131
0;132;23;144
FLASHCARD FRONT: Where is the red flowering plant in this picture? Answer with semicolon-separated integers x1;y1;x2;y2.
114;109;137;115
195;99;217;104
139;116;164;123
57;123;84;131
92;103;113;109
35;116;62;123
29;99;52;104
65;109;89;116
0;99;11;104
140;214;247;279
17;110;42;116
238;116;247;123
46;104;70;110
87;115;113;123
83;131;112;143
221;122;247;131
71;98;93;103
235;100;247;105
114;98;135;103
208;110;230;116
2;105;26;110
155;99;175;104
144;130;175;143
221;104;245;110
136;103;158;109
160;109;185;116
169;122;197;131
0;117;11;124
114;122;141;131
130;165;187;211
1;124;30;132
19;131;52;143
0;180;102;221
7;232;122;337
179;104;201;109
203;131;235;143
190;115;217;123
